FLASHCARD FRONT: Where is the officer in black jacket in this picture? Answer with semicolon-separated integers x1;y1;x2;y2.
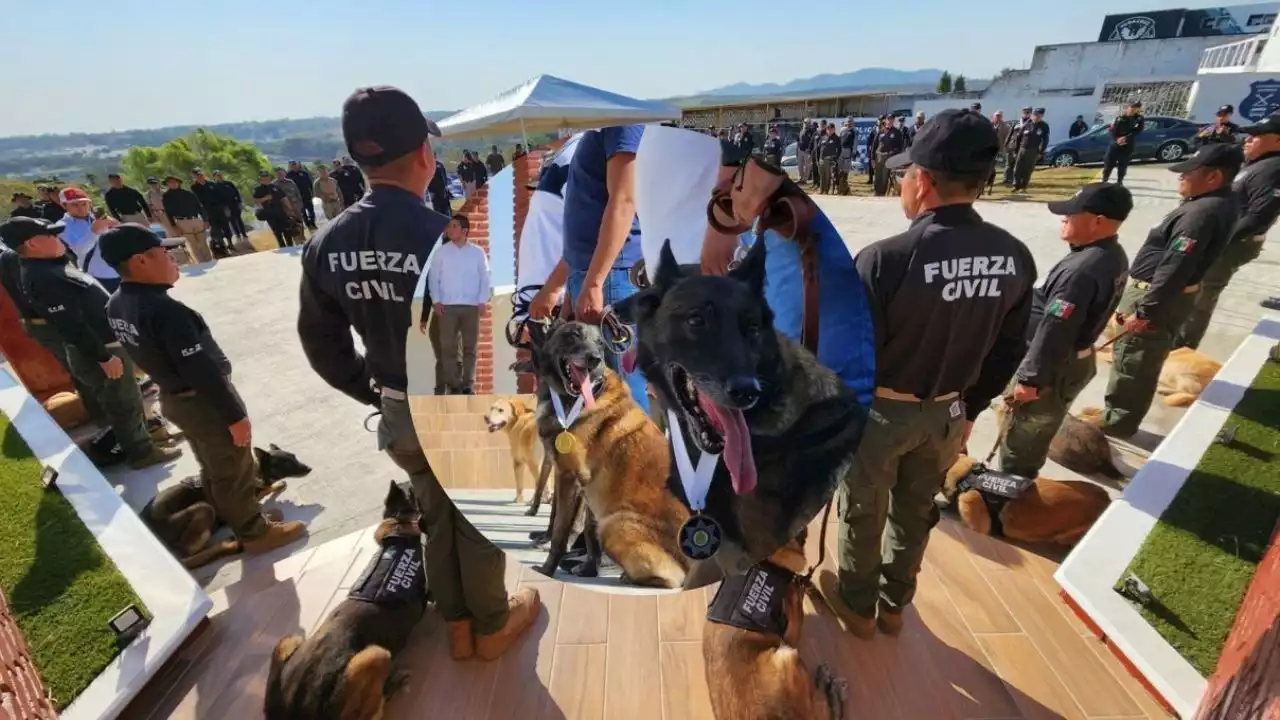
1012;108;1050;192
1;217;181;469
99;224;305;554
298;86;538;662
1095;144;1243;438
815;124;842;194
1179;113;1280;348
1196;105;1241;147
103;174;152;225
212;171;249;244
798;121;815;185
872;115;907;197
1102;101;1145;185
1001;184;1132;478
428;159;452;215
191;169;231;256
1004;107;1032;185
9;192;42;219
332;158;367;208
763;125;784;168
819;109;1036;639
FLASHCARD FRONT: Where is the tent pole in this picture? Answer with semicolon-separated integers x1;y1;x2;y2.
520;118;528;150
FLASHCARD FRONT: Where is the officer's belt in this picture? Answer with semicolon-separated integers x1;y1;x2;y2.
23;318;48;326
875;387;960;403
380;386;408;401
1133;279;1200;295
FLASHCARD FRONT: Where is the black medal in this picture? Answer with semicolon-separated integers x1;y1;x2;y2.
678;514;722;560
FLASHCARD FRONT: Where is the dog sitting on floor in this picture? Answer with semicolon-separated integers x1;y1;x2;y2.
483;397;544;508
703;528;847;720
139;444;312;569
939;455;1111;546
266;481;426;720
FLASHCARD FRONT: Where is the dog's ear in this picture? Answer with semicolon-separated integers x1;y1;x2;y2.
266;633;305;700
269;443;281;451
384;480;405;507
728;237;766;297
612;290;661;327
253;446;269;465
654;240;682;291
339;646;392;720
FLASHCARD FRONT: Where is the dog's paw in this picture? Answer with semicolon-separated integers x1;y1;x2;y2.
384;669;410;697
569;561;599;578
524;505;539;517
813;664;848;720
529;530;550;546
534;562;557;579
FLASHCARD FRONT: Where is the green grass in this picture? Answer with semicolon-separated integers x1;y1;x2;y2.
0;411;147;710
1121;358;1280;677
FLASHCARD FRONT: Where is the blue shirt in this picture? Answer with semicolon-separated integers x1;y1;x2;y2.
562;125;645;273
741;208;876;406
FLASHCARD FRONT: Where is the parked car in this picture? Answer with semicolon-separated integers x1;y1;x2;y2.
1041;116;1199;168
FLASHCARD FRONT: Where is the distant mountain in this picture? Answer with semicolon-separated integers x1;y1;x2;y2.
702;68;949;97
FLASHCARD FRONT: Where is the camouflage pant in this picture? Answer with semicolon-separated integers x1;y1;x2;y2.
837;395;966;616
1177;238;1265;350
999;350;1097;478
1102;280;1196;435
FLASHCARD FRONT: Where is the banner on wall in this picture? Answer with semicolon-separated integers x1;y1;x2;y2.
1180;3;1278;36
1097;9;1187;41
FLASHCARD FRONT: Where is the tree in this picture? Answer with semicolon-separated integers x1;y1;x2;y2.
120;128;269;200
937;71;953;94
955;75;967;93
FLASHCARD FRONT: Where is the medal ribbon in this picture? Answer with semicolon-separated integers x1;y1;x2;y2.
667;410;719;512
550;392;585;431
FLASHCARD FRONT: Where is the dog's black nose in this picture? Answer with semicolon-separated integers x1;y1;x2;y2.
726;377;761;408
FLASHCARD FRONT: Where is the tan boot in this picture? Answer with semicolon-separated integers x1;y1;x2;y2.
130;444;183;469
241;520;307;555
816;570;875;640
148;417;184;443
474;587;541;661
877;603;904;637
448;620;475;661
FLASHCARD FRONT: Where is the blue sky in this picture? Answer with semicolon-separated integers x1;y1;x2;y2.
1;0;1192;137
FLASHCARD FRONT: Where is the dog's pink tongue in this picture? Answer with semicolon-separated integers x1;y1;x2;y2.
699;396;757;495
622;346;638;374
568;364;596;409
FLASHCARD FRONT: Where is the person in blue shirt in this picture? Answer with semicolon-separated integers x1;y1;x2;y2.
529;125;649;411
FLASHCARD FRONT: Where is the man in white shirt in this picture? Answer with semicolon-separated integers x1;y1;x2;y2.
57;187;122;292
428;214;491;394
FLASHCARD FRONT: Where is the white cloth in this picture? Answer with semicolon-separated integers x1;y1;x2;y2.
427;241;491;306
634;125;721;271
517;190;566;288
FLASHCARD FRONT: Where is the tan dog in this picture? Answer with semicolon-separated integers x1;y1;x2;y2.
43;391;89;430
703;529;846;720
484;397;542;504
940;456;1111;547
1096;321;1222;407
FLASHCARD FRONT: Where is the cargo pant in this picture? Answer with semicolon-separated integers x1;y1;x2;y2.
438;305;480;394
836;395;967;616
1102;280;1197;436
1177;237;1265;350
377;393;511;635
428;313;451;395
1013;147;1038;190
65;343;154;460
160;380;269;541
174;217;215;264
999;350;1097;478
873;153;893;196
24;320;105;424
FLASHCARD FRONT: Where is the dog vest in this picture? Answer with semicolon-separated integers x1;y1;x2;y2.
348;534;427;605
705;561;793;636
956;466;1035;537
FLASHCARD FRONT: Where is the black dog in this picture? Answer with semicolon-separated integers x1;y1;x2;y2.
615;240;867;588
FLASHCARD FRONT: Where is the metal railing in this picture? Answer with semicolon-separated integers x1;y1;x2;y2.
1199;36;1268;73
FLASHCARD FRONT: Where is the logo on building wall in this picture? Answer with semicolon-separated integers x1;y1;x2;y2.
1109;16;1159;40
1240;80;1280;120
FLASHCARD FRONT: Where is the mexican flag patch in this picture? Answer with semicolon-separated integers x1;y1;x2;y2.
1047;298;1076;319
1171;235;1197;253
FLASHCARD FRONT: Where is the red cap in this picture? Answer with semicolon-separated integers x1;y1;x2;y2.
58;187;90;204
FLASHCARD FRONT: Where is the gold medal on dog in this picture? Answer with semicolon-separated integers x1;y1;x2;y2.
555;431;575;454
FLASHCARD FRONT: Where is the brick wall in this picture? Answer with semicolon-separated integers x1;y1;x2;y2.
0;587;56;719
513;151;543;394
459;189;493;395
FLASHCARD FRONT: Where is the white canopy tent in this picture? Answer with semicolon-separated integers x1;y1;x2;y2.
435;75;681;143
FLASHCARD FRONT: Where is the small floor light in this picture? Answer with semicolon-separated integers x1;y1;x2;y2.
40;465;58;490
109;604;150;647
1269;343;1279;364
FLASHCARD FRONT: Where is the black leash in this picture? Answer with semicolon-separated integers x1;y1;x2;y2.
505;283;634;356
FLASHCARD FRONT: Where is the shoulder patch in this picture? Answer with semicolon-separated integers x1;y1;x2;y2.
1046;298;1075;319
1171;235;1197;253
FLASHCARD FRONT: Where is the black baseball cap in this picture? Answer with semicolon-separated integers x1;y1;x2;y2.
1033;107;1046;115
0;217;63;249
886;108;999;174
1218;104;1235;114
107;173;121;179
1047;183;1134;222
1169;143;1244;175
146;176;158;183
97;224;183;267
164;175;180;183
1020;106;1032;112
259;170;271;177
1241;113;1280;135
11;191;31;200
342;85;441;168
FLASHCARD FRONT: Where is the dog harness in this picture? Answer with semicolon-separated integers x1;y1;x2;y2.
705;561;794;636
348;534;427;605
955;466;1035;538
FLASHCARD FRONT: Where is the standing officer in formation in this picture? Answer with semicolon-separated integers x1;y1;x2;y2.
1102;101;1145;185
816;123;841;194
313;165;345;222
332;157;367;209
162;175;214;264
763;125;784;168
100;224;305;554
1178;113;1280;349
10;192;42;219
272;167;307;232
1197;104;1241;147
286;161;318;231
1011;108;1050;193
1000;184;1132;479
1093;144;1243;438
103;174;153;226
191;169;232;256
871;114;907;196
299;86;538;663
144;177;173;237
1004;107;1033;185
212;171;250;245
1;217;182;469
818;109;1037;639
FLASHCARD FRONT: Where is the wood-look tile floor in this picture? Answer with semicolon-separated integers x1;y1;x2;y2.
124;509;1173;720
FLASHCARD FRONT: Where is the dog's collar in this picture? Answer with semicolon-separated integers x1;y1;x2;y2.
705;561;794;636
748;396;864;456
